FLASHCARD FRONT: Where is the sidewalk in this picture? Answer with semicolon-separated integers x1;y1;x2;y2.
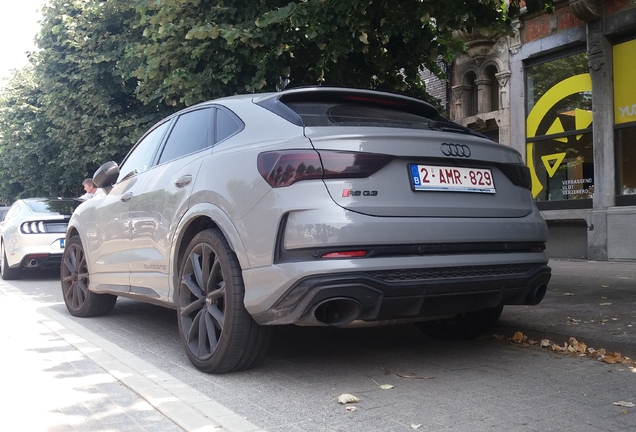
0;285;183;432
495;258;636;358
0;283;264;432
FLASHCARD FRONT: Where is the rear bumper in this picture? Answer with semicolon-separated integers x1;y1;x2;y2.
250;260;551;326
19;253;63;269
7;235;65;269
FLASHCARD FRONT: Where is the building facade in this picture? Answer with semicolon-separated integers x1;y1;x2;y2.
449;0;636;261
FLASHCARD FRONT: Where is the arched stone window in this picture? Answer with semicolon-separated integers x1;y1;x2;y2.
465;71;478;116
485;65;499;111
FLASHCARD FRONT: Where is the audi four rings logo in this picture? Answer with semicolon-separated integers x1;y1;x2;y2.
441;143;471;157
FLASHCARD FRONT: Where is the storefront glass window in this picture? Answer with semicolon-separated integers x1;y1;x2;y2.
525;52;593;203
613;39;636;201
616;127;636;195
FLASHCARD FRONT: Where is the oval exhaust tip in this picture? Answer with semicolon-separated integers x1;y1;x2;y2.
313;298;362;326
525;284;547;305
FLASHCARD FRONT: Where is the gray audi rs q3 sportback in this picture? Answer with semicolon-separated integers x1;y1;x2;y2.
61;87;551;373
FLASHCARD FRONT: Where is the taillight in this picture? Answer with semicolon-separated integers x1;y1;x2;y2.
258;150;393;188
498;164;532;190
321;251;367;258
21;221;47;234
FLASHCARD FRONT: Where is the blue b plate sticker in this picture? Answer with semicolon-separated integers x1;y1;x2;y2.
60;238;65;248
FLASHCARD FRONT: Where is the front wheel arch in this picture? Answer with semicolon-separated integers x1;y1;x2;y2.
60;235;117;317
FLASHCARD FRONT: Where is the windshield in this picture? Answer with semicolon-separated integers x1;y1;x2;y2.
25;199;82;215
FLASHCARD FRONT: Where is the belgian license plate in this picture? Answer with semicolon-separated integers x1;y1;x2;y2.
409;164;496;193
60;239;65;248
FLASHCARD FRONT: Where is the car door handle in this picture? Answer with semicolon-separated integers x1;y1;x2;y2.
121;192;133;202
174;175;193;188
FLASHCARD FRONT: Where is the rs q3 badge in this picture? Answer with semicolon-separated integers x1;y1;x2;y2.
342;190;378;197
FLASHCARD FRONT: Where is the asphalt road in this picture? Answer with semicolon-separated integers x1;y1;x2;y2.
2;268;636;431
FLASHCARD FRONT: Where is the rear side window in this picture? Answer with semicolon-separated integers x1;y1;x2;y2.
215;109;241;143
159;108;211;164
284;102;432;129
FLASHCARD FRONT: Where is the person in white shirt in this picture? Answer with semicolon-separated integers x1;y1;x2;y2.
79;178;99;200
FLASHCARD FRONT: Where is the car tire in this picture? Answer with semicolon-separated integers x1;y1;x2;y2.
1;243;22;280
177;229;271;374
61;235;117;317
416;305;504;341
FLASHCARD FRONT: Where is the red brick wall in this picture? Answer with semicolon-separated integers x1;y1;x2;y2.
605;0;632;16
522;5;583;42
521;0;634;43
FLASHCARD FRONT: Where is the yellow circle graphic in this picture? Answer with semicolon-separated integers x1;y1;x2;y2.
526;74;592;197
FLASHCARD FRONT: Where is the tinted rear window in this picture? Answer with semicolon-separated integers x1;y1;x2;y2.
25;199;82;215
284;102;432;129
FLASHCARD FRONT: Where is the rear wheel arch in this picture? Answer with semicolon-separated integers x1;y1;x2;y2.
1;237;22;280
176;228;271;373
172;209;248;304
66;226;80;242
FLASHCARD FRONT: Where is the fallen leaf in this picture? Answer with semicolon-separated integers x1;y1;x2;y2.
371;377;394;389
569;337;579;352
613;401;635;408
411;425;422;429
599;303;612;306
345;406;357;412
512;331;525;342
337;394;359;404
603;356;619;364
540;339;550;348
551;343;567;352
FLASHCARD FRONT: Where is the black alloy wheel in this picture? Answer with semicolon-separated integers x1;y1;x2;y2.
177;229;271;373
0;242;22;280
61;236;117;317
416;305;504;341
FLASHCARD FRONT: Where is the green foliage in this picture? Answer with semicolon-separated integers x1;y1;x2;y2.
34;0;172;195
0;67;61;201
124;0;546;104
0;0;555;203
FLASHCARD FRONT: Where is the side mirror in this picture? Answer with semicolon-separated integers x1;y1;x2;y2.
93;161;120;194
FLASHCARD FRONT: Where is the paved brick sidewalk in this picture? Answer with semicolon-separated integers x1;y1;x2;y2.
0;284;184;432
0;280;266;432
